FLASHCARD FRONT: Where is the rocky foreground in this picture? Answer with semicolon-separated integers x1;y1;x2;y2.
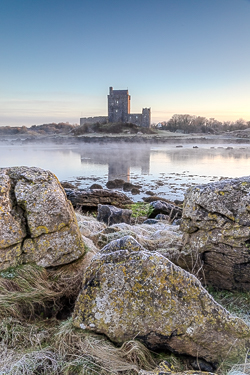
1;166;250;374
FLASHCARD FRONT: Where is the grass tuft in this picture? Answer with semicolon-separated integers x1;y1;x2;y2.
0;264;62;320
54;318;156;374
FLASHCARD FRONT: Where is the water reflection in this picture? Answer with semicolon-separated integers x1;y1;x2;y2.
1;142;250;201
79;145;150;181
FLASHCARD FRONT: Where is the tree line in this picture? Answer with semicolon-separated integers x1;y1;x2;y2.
157;115;250;134
0;122;77;135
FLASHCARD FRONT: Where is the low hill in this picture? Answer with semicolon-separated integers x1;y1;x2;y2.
72;122;156;136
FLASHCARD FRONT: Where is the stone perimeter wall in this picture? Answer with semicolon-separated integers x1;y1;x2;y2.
80;116;108;126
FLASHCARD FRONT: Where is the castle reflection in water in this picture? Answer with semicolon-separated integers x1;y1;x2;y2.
80;144;150;182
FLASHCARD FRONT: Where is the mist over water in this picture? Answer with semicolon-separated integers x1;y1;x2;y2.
1;142;250;201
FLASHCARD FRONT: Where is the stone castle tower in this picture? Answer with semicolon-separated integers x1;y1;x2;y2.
80;87;151;128
108;87;130;123
108;87;151;128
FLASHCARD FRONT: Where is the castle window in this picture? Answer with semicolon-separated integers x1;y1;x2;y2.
115;109;118;113
116;100;119;104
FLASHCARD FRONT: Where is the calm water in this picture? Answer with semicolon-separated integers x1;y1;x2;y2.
1;142;250;201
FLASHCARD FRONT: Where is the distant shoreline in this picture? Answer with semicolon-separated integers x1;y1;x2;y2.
1;132;250;145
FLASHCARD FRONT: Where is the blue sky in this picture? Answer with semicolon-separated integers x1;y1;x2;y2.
0;0;250;126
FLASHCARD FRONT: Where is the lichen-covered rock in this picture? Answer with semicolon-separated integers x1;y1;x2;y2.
180;176;250;290
73;236;250;364
0;166;85;270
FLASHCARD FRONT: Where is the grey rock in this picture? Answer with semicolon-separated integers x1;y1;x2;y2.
60;181;76;189
123;182;141;192
89;183;103;190
143;219;159;225
65;188;132;208
131;187;140;195
145;190;155;196
100;235;145;254
149;200;182;220
155;214;169;220
106;179;125;189
97;204;132;226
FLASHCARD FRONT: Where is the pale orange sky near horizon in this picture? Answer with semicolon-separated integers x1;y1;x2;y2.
1;0;250;126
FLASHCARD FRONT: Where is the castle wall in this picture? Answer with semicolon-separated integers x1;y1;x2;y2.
127;114;142;127
80;116;108;126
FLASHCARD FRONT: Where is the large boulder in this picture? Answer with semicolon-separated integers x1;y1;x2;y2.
180;176;250;290
0;166;85;270
73;236;250;364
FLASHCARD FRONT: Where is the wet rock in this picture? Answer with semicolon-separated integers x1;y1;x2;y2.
89;183;103;189
73;236;250;364
65;188;132;208
131;187;140;195
97;204;132;226
0;167;85;270
123;182;141;192
181;176;250;290
60;181;76;189
145;190;155;196
106;179;125;189
143;196;176;204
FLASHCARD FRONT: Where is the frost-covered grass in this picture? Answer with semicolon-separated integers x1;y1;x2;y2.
208;287;250;327
1;248;250;373
0;263;156;374
0;317;156;375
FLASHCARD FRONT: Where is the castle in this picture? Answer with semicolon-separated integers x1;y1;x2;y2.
80;87;151;128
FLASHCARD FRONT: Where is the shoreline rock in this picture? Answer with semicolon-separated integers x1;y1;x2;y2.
65;187;132;208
